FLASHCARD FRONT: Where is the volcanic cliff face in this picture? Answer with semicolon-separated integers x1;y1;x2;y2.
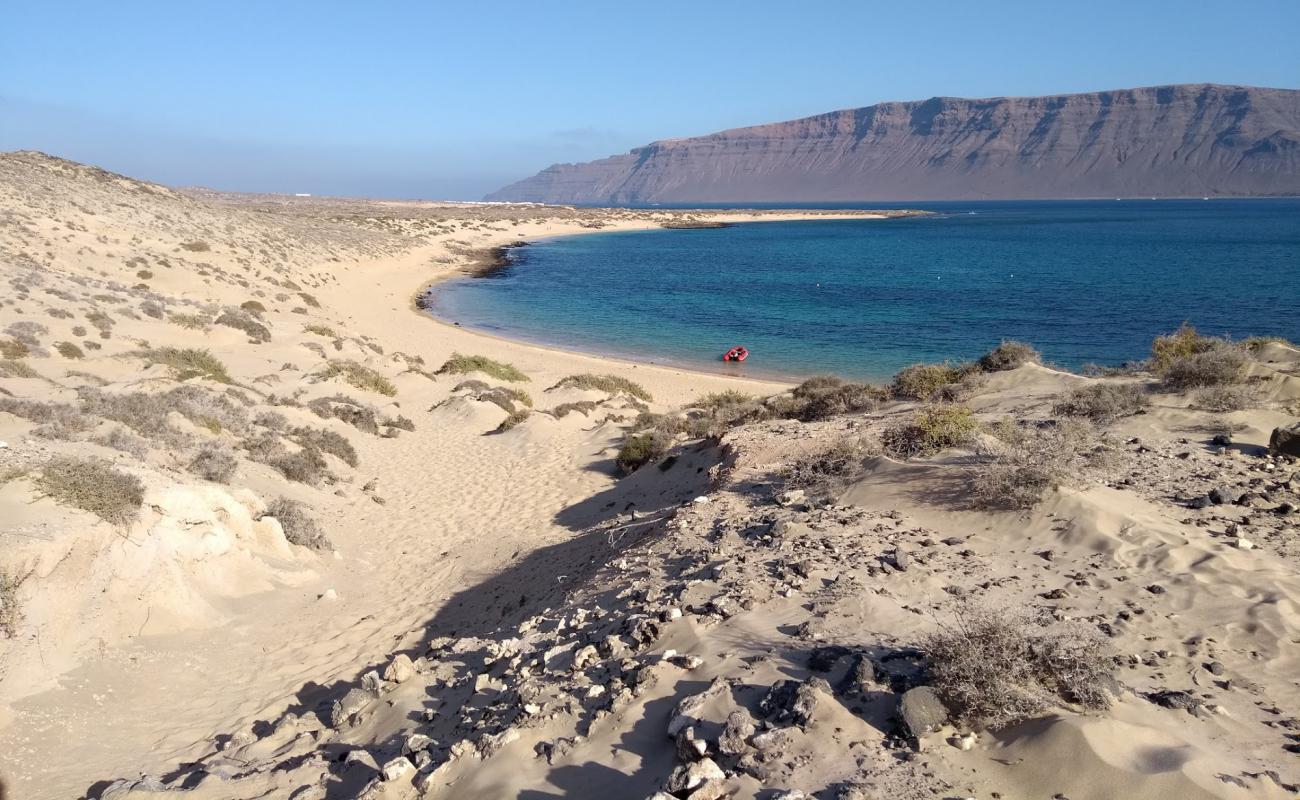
487;84;1300;203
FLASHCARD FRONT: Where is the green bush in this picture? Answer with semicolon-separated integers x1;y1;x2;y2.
437;353;529;383
881;404;978;459
549;373;648;399
34;456;144;525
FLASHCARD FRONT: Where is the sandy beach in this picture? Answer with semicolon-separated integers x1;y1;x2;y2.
1;152;1298;800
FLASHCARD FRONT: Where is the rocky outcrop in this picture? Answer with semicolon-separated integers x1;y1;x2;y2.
487;84;1300;203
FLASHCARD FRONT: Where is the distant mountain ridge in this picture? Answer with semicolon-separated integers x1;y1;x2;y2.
486;84;1300;203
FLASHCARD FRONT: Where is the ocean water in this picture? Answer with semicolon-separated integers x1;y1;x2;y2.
429;200;1300;382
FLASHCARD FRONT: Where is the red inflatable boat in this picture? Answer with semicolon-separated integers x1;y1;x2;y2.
722;346;749;362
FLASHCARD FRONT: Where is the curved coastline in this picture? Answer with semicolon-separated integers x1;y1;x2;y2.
407;210;902;387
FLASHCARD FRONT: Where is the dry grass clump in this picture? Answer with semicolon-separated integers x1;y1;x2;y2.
695;390;753;409
0;359;39;379
290;426;358;467
1150;323;1219;373
169;312;211;331
971;419;1102;510
140;300;164;319
303;324;337;337
215;308;271;343
318;361;397;396
93;428;151;459
1052;383;1150;422
0;397;94;438
0;567;32;638
1161;344;1248;391
616;431;672;474
189;443;238;483
264;497;329;549
0;339;29;360
55;341;84;359
180;240;211;252
438;353;528;383
977;340;1041;372
34;456;144;525
549;373;648;399
1242;335;1295;353
924;602;1115;727
781;439;875;495
1192;384;1258;412
244;435;331;485
891;363;972;401
551;400;599;418
307;395;380;434
881;404;978;459
240;300;267;314
775;376;887;421
138;347;232;383
493;408;531;433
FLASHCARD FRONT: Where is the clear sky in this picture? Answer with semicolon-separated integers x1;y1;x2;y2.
3;0;1297;199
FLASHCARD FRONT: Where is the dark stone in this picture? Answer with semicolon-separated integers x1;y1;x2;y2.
1270;422;1300;457
898;686;949;738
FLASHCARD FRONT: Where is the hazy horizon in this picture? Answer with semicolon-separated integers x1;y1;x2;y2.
3;0;1297;200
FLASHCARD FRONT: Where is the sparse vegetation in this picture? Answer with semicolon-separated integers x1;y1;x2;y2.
781;439;875;494
180;240;211;252
54;341;84;359
1161;344;1248;391
138;347;232;383
1052;383;1150;422
891;362;971;401
977;340;1041;372
215;308;271;343
494;408;531;433
0;359;39;379
169;312;211;330
551;400;598;418
318;361;397;396
140;300;164;319
1150;323;1218;373
1192;384;1257;412
189;443;238;483
924;601;1115;727
971;418;1104;509
550;373;650;400
616;430;672;474
264;497;330;550
783;376;887;421
303;324;337;338
881;404;978;459
34;456;144;525
438;353;529;383
240;300;267;314
0;566;31;638
290;425;358;467
0;339;29;360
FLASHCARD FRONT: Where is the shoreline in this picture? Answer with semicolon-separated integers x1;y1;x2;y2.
406;211;899;391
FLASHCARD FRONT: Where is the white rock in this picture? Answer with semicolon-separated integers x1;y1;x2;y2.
383;653;416;684
1235;537;1255;550
953;732;977;751
318;588;338;601
381;756;414;781
692;495;711;504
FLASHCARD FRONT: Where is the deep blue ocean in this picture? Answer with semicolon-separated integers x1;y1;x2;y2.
430;200;1300;382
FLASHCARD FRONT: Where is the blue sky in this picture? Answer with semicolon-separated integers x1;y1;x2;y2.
3;1;1297;199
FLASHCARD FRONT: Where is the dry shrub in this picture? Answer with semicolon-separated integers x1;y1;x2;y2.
1161;344;1247;391
977;340;1040;372
881;404;978;459
140;300;164;319
290;426;358;468
264;497;329;549
971;419;1103;510
437;353;528;383
55;341;84;359
493;408;531;433
788;377;887;421
318;361;397;396
924;602;1115;728
93;428;151;459
1052;383;1150;422
307;395;379;434
1192;384;1258;412
189;443;238;483
616;431;672;474
303;324;337;337
138;347;232;383
781;438;875;494
180;240;211;252
1150;323;1218;373
0;566;33;637
384;414;416;432
169;312;210;330
551;400;598;418
215;308;271;343
240;300;267;314
0;339;29;360
891;363;972;401
0;359;39;379
550;373;651;399
34;456;144;525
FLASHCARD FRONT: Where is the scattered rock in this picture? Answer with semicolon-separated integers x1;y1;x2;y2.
330;687;373;728
899;686;949;738
381;756;414;782
1270;422;1300;457
664;757;725;795
717;710;755;756
383;653;415;684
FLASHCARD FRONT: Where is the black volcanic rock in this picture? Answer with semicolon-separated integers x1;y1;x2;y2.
487;84;1300;203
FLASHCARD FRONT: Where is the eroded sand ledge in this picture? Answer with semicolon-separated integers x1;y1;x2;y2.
0;153;1297;799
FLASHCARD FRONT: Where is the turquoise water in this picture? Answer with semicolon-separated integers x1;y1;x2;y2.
429;200;1300;382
